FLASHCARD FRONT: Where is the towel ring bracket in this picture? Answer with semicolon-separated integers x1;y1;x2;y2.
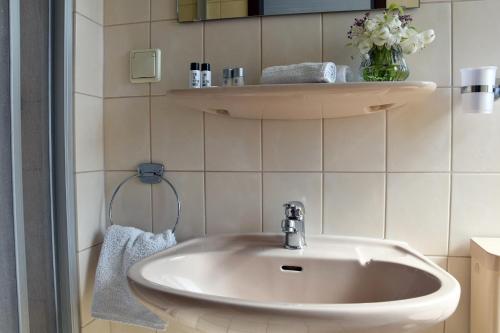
137;163;165;184
108;163;181;234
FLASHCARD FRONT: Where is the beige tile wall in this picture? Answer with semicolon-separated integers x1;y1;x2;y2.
74;0;500;332
74;0;108;332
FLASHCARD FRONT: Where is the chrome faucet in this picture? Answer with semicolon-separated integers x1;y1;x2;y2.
281;201;306;249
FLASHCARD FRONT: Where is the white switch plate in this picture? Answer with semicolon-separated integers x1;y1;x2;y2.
130;48;161;83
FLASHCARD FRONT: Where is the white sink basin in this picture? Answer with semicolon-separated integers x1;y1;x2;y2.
128;234;460;333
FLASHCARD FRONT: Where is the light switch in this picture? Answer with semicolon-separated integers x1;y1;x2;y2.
130;49;161;83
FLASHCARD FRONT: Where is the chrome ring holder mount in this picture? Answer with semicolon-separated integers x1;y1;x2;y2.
494;78;500;100
460;78;500;101
108;163;181;234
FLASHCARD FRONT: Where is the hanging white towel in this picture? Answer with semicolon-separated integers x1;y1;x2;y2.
91;225;176;330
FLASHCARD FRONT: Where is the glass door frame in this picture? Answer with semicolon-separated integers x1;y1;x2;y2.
8;0;80;331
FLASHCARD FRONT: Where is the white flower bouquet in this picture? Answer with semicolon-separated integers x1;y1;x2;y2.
348;4;436;81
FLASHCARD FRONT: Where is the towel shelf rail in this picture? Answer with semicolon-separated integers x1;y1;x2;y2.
108;163;181;234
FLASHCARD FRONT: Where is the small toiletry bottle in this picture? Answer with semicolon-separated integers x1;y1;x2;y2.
201;63;212;88
190;62;201;88
222;68;232;87
232;67;245;86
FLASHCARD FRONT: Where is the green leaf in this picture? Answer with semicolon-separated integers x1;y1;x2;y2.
387;3;404;14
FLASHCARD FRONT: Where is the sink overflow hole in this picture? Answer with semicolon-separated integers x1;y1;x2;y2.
281;265;303;272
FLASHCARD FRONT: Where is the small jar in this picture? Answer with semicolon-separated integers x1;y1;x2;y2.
222;68;232;87
201;63;212;88
190;62;201;88
232;67;245;86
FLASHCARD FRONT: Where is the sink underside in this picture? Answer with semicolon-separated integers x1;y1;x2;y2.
128;234;460;333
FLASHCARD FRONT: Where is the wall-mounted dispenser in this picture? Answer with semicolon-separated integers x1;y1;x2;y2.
460;66;500;114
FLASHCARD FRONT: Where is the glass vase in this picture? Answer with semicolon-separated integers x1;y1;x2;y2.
361;46;410;82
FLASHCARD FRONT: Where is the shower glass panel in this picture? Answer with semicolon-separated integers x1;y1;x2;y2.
0;0;63;331
0;0;21;331
20;0;59;330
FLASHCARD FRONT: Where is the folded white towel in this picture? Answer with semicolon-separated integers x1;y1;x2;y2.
91;225;176;330
260;62;337;84
335;65;353;83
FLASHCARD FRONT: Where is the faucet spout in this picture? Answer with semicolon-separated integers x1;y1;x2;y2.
281;201;306;249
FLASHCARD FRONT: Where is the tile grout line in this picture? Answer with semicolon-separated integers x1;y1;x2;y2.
321;116;325;234
260;17;263;71
77;241;103;255
320;10;325;236
261;118;264;232
74;91;104;99
149;9;154;233
74;11;103;27
383;110;388;239
202;21;206;65
100;0;106;197
446;0;455;267
203;112;208;236
321;171;324;235
260;17;264;233
100;41;106;238
95;169;500;174
149;103;154;233
81;318;96;329
447;1;455;259
102;95;150;100
104;17;181;28
444;4;454;330
105;18;180;28
320;13;324;62
202;22;208;236
320;3;325;233
100;4;110;237
103;20;152;28
75;170;106;175
151;18;178;23
321;135;325;234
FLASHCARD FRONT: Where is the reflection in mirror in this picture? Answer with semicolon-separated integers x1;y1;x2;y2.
178;0;420;23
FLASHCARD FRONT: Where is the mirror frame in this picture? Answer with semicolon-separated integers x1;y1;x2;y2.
178;0;420;23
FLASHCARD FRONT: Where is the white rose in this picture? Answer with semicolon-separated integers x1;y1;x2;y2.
386;33;401;47
373;13;385;24
365;19;377;32
415;33;425;49
401;39;418;54
421;29;436;45
401;33;424;54
401;26;416;39
358;38;373;54
371;26;391;47
387;15;402;32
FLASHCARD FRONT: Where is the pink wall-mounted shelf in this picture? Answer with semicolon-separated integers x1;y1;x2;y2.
167;81;437;120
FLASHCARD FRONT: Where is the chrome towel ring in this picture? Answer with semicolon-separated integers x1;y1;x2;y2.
108;163;181;234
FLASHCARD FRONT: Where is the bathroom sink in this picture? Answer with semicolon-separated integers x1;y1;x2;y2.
128;234;460;333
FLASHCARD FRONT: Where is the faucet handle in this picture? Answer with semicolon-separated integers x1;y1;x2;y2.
283;201;305;221
281;219;297;233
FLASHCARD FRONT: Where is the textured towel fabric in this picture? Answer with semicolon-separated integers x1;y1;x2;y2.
335;65;353;83
260;62;337;84
91;225;176;330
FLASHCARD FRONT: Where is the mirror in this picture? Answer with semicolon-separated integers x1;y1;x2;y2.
178;0;420;22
